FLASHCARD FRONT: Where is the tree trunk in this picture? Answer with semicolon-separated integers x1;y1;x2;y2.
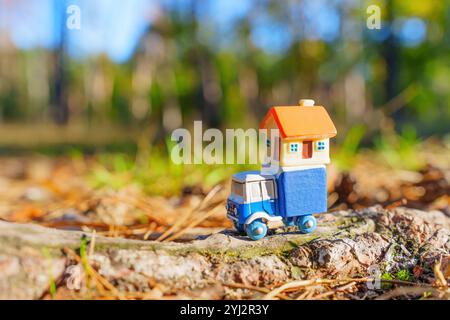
50;1;69;125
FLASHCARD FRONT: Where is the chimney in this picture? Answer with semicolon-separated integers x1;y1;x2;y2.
299;99;315;107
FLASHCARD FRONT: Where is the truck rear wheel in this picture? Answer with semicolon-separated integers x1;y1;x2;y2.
297;215;317;234
246;219;268;241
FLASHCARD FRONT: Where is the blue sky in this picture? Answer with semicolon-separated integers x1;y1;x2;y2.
1;0;152;62
0;0;427;63
67;0;151;62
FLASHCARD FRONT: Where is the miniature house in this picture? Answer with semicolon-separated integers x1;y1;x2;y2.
260;99;337;168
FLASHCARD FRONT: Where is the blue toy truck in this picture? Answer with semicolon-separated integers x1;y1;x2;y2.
226;100;336;240
226;166;327;240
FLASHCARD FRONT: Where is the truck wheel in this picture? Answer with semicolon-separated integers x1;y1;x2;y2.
246;219;268;241
297;215;317;234
234;221;245;234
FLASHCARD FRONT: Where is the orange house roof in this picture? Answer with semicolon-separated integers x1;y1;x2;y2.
260;106;337;139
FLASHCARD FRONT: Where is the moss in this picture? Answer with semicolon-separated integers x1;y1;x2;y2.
90;241;165;252
381;272;394;290
332;215;363;228
189;243;292;262
290;266;308;279
163;233;320;263
396;269;413;282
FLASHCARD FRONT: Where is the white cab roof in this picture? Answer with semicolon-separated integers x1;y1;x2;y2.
232;171;274;183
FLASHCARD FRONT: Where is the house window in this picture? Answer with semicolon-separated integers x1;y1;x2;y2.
316;141;326;151
289;143;299;153
266;139;271;148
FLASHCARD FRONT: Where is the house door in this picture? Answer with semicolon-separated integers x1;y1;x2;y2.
302;141;313;159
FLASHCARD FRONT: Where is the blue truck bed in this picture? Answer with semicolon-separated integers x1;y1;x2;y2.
276;167;327;217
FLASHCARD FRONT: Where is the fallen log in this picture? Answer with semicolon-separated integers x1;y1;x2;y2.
0;206;448;299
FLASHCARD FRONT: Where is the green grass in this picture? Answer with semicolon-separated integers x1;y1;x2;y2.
87;141;258;196
335;124;426;171
86;127;429;196
41;248;57;299
79;236;92;291
334;124;366;170
374;125;425;171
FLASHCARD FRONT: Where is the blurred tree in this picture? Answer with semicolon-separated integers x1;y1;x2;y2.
0;0;448;143
50;0;69;125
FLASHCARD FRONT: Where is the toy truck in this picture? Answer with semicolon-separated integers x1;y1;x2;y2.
226;99;337;240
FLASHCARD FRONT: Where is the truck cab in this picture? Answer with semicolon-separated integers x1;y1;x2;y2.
226;171;283;240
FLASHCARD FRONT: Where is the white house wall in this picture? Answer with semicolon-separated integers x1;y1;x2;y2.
281;138;330;166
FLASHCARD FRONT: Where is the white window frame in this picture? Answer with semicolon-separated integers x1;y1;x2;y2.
289;143;299;153
315;140;327;151
248;182;263;202
261;180;276;200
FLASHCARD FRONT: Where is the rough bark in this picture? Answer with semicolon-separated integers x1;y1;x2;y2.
0;206;448;299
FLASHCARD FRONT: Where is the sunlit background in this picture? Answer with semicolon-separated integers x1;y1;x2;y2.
0;0;449;194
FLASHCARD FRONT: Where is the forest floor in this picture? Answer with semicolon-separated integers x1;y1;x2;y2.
0;139;448;300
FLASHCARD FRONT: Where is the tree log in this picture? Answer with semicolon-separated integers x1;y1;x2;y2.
0;206;448;299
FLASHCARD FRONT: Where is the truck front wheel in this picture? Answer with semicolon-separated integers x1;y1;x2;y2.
297;215;317;234
246;219;268;241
